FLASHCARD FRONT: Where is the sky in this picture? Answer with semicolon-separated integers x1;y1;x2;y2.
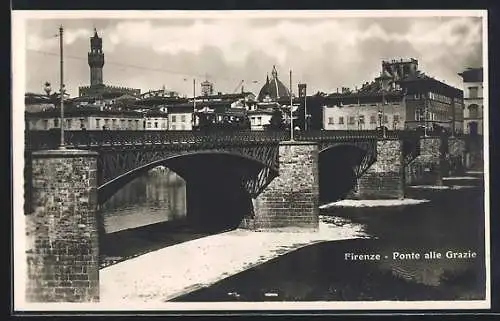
22;12;484;98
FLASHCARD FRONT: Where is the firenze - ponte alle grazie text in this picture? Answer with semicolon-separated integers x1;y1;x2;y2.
23;28;484;303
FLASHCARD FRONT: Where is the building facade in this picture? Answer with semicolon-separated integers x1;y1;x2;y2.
322;59;464;133
167;104;194;131
458;67;483;135
248;108;275;131
26;109;168;131
323;96;405;130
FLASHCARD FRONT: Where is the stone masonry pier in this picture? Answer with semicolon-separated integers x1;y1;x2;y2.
26;149;100;303
406;137;444;186
240;141;319;231
357;140;405;199
447;137;467;175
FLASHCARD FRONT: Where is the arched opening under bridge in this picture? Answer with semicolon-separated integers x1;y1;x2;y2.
98;151;277;233
319;144;371;204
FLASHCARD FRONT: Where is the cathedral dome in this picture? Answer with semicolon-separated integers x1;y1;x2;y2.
257;65;290;102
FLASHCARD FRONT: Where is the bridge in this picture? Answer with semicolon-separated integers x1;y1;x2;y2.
25;129;421;205
24;128;477;302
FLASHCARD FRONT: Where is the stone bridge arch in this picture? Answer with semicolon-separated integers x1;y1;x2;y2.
317;140;377;203
97;149;279;206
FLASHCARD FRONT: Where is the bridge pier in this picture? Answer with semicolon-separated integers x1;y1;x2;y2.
240;141;319;231
26;149;99;302
356;140;405;199
464;136;483;170
448;137;467;176
406;137;444;186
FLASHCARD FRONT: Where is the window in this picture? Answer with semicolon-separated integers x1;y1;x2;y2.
135;119;139;130
181;115;186;123
172;124;176;130
147;122;152;128
121;119;126;129
80;118;85;128
128;119;132;129
370;115;376;124
358;115;365;124
96;119;101;128
469;87;479;99
112;119;117;129
348;116;355;125
257;117;262;126
328;117;334;124
468;104;479;119
393;115;400;123
43;119;49;130
251;117;255;125
66;119;72;129
383;115;388;124
154;122;158;128
339;117;344;124
54;118;59;127
172;115;177;123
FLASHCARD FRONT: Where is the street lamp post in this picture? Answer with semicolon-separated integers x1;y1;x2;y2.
378;110;386;138
192;78;196;130
289;70;294;141
378;109;383;134
59;25;65;149
304;92;308;131
381;90;387;138
424;94;429;137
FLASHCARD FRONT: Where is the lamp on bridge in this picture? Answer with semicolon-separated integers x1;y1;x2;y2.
377;109;386;138
58;25;66;149
419;108;428;137
44;81;52;97
393;119;399;131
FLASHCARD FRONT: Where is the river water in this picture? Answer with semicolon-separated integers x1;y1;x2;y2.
100;167;187;234
100;168;486;301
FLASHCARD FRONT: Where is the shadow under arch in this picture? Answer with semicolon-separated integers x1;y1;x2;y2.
98;151;278;232
319;144;369;204
98;150;277;204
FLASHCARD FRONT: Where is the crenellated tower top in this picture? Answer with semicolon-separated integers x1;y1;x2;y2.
88;28;104;86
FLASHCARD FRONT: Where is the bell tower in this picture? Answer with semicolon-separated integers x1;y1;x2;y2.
88;28;104;86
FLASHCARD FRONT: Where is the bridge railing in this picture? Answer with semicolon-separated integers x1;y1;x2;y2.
295;130;401;141
25;129;454;151
25;130;291;150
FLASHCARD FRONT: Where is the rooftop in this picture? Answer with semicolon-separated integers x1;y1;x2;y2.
458;67;483;83
257;65;290;102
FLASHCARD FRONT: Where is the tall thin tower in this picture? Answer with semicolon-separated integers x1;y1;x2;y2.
88;28;104;86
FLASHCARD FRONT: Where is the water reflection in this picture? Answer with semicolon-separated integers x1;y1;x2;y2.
101;167;187;234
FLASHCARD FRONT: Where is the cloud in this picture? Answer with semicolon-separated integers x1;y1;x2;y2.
23;15;483;98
